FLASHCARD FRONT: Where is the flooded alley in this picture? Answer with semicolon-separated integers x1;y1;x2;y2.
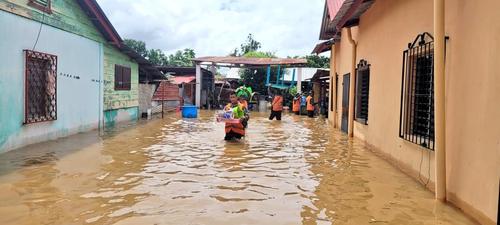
0;111;477;225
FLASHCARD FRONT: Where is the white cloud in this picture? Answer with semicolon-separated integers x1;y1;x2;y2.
97;0;325;57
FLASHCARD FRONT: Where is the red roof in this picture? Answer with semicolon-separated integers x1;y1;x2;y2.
152;81;180;101
171;76;195;84
327;0;346;22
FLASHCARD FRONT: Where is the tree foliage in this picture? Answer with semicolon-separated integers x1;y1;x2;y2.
230;34;262;57
124;38;195;67
305;54;330;68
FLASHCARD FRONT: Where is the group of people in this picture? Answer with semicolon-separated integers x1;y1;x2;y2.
222;90;316;141
269;91;316;121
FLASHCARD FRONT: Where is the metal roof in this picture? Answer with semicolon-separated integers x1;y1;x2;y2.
319;0;375;40
192;56;308;67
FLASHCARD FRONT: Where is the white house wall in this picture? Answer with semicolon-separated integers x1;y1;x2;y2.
0;10;104;153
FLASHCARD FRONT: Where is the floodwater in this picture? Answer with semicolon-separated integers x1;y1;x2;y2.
0;111;477;225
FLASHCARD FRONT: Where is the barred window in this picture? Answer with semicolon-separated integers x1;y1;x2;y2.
114;65;131;90
28;0;52;14
355;60;370;124
399;33;435;150
24;50;57;124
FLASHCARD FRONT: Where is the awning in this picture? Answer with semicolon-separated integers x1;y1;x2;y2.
170;76;195;84
312;40;334;54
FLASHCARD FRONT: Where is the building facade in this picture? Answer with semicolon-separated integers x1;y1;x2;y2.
316;0;499;224
0;0;142;153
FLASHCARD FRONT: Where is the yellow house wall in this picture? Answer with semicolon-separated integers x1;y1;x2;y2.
328;0;499;223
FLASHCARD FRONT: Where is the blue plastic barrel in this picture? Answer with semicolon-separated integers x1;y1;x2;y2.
181;105;198;118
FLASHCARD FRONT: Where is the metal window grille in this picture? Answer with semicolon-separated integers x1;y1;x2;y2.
399;33;435;150
24;50;57;124
114;65;131;90
355;60;370;124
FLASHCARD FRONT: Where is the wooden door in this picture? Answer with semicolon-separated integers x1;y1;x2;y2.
341;74;350;133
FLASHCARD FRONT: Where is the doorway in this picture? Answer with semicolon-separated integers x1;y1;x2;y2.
341;73;350;133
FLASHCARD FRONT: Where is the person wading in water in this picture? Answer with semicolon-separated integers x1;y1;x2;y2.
269;91;283;120
306;92;315;118
292;93;301;115
224;92;249;141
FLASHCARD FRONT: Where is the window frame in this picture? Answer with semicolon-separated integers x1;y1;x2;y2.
399;32;435;150
24;49;58;124
355;59;370;125
28;0;52;14
114;65;132;91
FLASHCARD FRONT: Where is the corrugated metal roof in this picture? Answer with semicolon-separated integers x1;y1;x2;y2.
192;56;308;67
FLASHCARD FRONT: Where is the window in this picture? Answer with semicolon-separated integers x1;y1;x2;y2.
399;33;435;150
355;60;370;124
114;65;131;90
24;50;57;124
28;0;52;14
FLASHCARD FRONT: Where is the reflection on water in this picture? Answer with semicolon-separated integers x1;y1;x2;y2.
0;111;477;225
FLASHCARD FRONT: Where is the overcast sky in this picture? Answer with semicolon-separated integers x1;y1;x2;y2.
97;0;325;58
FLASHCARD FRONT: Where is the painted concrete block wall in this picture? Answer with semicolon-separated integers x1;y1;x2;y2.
103;44;139;126
0;10;103;153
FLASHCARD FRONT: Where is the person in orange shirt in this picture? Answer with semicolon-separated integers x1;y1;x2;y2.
292;93;301;115
306;92;315;118
269;91;283;120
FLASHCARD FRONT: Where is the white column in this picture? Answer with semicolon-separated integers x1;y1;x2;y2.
195;64;202;108
297;68;303;93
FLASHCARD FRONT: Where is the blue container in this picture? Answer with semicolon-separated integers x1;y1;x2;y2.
181;105;198;118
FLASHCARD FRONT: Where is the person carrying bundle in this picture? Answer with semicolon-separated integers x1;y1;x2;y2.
223;92;249;141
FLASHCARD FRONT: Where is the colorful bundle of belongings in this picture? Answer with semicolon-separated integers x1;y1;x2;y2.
216;107;243;123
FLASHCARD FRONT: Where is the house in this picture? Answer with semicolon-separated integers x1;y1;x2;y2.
0;0;155;152
157;66;214;108
314;0;499;224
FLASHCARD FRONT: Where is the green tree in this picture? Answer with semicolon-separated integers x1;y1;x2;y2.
124;38;196;67
230;33;262;56
147;49;167;66
124;39;148;57
168;48;196;67
305;54;330;68
239;51;284;94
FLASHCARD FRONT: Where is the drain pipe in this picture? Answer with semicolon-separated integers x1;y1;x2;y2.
434;0;447;201
347;27;357;138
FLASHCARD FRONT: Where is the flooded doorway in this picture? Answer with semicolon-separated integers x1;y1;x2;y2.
341;73;350;133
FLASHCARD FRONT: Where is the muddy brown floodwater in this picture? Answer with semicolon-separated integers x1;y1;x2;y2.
0;111;477;225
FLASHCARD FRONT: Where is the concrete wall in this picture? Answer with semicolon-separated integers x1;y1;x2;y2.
328;0;499;223
0;9;103;153
139;83;157;115
103;45;139;126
